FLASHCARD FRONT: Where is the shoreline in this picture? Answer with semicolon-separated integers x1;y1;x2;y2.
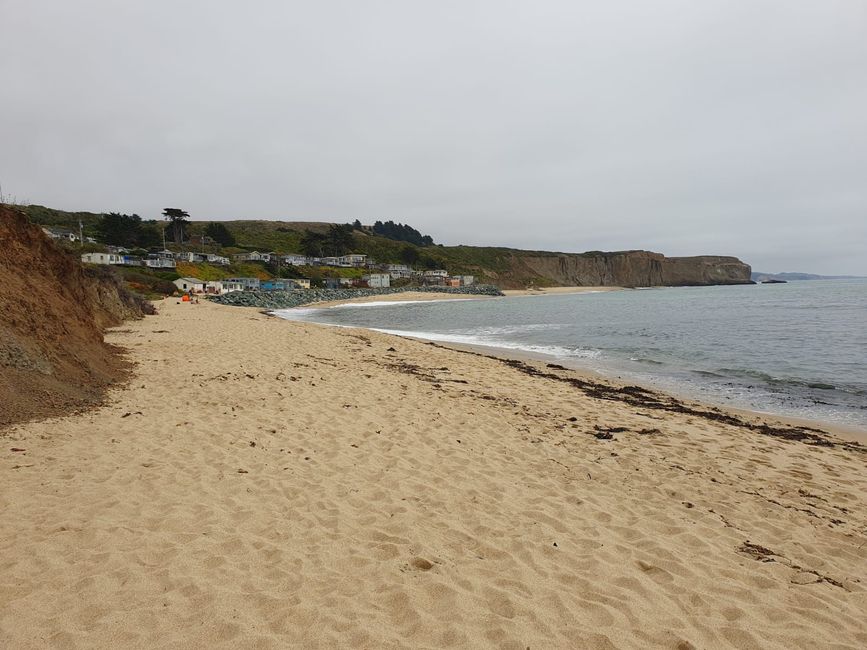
303;290;497;309
4;299;866;648
429;340;867;445
501;286;623;297
303;286;623;309
273;300;867;444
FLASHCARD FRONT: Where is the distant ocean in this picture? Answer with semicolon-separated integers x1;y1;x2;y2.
275;280;867;430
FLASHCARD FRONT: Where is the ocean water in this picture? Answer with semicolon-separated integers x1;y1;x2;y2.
275;280;867;430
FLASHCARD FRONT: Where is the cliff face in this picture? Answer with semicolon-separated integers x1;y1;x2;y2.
660;255;753;287
516;251;751;288
0;205;149;426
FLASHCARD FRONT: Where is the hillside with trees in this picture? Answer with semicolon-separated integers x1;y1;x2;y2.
370;220;434;246
12;205;753;289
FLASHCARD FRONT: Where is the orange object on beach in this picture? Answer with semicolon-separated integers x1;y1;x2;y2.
182;295;190;302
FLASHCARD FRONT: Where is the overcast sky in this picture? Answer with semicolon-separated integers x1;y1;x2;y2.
2;1;865;274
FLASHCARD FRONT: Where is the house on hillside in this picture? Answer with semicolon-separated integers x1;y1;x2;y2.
44;227;79;242
421;269;449;286
363;273;390;288
232;251;272;263
337;254;367;267
282;254;310;266
144;251;176;269
173;277;205;293
205;253;230;265
81;252;123;265
384;264;412;279
174;251;206;263
319;256;340;267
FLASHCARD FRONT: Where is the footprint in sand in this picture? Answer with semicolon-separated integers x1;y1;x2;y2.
410;557;434;571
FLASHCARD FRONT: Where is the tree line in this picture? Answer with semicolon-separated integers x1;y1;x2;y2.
95;208;235;248
93;210;437;267
299;224;354;257
370;220;434;246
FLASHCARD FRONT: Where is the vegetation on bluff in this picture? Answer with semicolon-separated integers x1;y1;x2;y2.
15;204;752;289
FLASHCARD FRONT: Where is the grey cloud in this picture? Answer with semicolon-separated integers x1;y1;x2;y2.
2;0;865;273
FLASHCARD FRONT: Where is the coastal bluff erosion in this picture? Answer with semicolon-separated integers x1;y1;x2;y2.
0;205;150;426
517;251;752;287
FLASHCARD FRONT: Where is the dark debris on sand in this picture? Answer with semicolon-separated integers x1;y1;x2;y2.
420;345;863;453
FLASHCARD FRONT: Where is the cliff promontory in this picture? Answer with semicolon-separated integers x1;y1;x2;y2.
0;206;150;426
513;250;751;288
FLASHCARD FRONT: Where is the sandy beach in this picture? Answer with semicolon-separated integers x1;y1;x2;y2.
2;299;865;649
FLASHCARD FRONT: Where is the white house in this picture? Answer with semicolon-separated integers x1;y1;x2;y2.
337;254;367;267
81;252;123;265
233;251;271;263
423;269;449;278
458;275;475;286
385;264;413;279
174;251;207;263
144;251;177;269
205;280;243;294
173;277;205;293
282;254;310;266
206;254;231;266
319;256;340;266
363;273;390;288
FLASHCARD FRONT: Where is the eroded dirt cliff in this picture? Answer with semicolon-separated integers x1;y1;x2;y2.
0;205;149;426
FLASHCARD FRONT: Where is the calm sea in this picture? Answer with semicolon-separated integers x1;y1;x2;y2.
275;279;867;430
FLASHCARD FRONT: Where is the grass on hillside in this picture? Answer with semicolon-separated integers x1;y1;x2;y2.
21;205;574;288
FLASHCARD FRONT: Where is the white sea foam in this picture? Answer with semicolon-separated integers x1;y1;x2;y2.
328;298;475;309
463;323;566;336
272;298;475;319
271;308;321;320
369;327;601;360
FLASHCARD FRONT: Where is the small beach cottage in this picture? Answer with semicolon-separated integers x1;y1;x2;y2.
173;277;205;293
363;273;390;288
225;277;260;291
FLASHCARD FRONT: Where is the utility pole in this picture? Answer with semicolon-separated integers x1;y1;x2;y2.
78;219;83;247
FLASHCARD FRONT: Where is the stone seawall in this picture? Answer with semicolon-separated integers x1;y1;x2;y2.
208;285;504;309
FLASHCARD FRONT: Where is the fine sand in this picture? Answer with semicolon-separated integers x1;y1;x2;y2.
1;299;865;649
